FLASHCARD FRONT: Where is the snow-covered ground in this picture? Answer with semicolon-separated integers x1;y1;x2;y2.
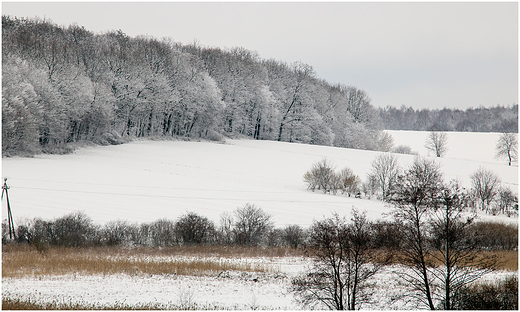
2;256;300;310
2;131;518;309
2;131;517;226
2;256;516;310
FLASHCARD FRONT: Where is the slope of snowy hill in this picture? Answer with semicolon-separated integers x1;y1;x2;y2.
2;131;517;226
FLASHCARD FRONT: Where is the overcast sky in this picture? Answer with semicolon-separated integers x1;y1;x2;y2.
2;2;518;110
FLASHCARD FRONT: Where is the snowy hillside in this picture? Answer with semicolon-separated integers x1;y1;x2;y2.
2;131;518;226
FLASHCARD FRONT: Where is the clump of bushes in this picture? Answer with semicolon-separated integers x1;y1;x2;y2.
451;275;518;310
392;145;416;155
466;221;518;250
303;158;361;196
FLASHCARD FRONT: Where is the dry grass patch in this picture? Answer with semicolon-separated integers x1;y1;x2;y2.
476;250;518;271
376;249;518;271
2;244;284;278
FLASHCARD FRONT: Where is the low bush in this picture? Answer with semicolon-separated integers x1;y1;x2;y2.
392;145;416;155
451;275;518;310
97;220;140;246
303;159;361;196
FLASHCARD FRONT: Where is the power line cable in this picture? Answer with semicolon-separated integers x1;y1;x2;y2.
10;178;301;193
14;185;362;203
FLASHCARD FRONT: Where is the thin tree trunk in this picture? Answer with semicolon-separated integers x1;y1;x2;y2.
415;207;435;310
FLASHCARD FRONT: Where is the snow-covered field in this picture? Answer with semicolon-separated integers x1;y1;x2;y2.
2;256;516;310
2;131;517;226
1;131;518;309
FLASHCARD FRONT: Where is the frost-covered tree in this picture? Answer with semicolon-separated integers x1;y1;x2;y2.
2;58;42;155
378;104;518;133
495;132;518;166
425;131;448;157
362;174;379;199
343;85;376;124
2;15;386;156
495;186;518;216
267;60;333;145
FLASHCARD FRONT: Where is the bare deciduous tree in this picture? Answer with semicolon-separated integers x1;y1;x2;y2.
388;157;444;310
369;153;400;200
233;203;274;246
495;186;518;217
470;167;501;213
283;224;306;249
52;211;96;247
425;131;448;157
174;212;215;245
217;212;234;245
100;220;139;246
495;132;518;166
149;219;177;247
292;210;382;310
429;180;498;310
338;167;361;197
303;158;336;193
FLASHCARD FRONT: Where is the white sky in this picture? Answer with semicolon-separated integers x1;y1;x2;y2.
2;2;518;110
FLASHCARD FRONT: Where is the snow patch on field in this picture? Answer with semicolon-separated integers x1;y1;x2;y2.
3;258;515;310
3;273;294;310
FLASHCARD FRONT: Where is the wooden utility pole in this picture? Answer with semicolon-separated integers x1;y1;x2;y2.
2;178;15;240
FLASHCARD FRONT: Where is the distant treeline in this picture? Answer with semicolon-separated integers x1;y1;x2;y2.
378;105;518;133
2;16;394;156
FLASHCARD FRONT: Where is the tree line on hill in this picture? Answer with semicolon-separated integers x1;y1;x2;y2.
2;16;393;156
4;16;515;157
378;104;518;133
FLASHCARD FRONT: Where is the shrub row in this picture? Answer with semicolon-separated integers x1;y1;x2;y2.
3;210;517;251
3;205;306;249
